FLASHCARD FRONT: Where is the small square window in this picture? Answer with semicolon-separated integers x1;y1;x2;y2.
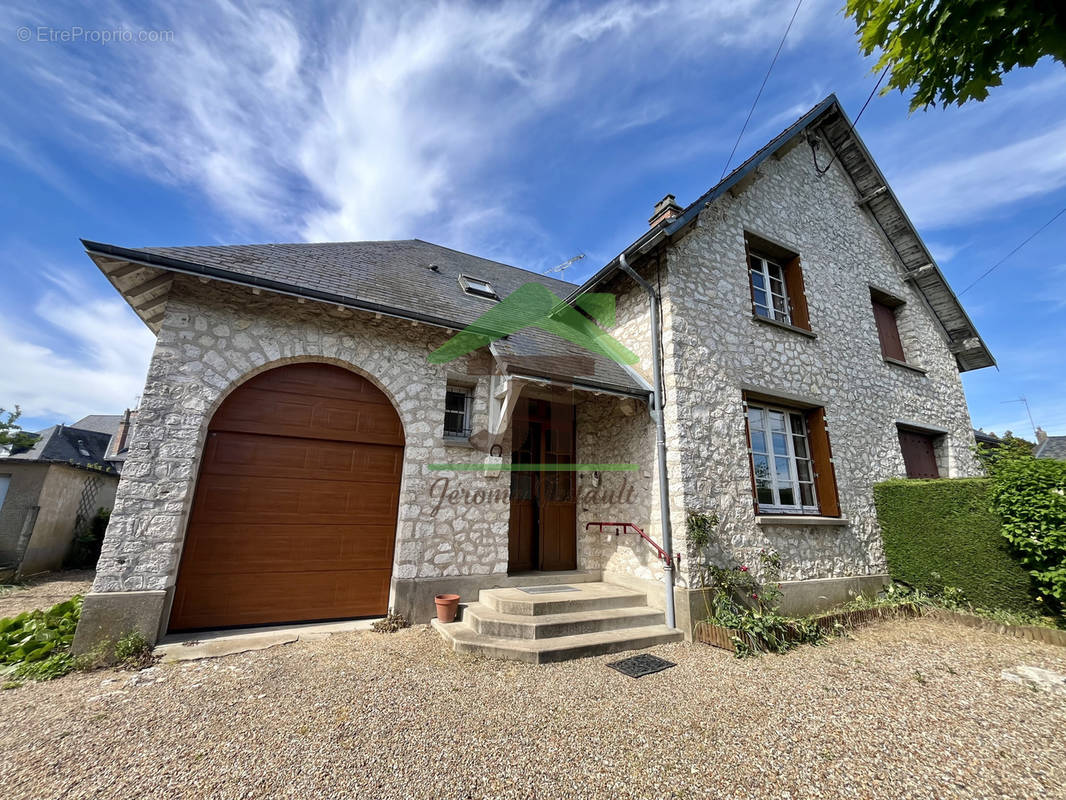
458;274;498;300
444;387;473;438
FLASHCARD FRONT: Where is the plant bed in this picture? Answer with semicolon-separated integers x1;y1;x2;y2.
694;603;923;654
927;609;1066;648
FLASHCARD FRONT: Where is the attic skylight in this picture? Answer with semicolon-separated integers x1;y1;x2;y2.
459;274;498;300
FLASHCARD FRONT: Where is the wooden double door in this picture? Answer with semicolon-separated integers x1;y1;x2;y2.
508;397;577;572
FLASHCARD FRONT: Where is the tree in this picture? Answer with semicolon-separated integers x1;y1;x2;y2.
0;406;39;452
976;429;1036;472
846;1;1066;110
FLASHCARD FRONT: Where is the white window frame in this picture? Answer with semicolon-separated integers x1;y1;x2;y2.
443;386;473;439
749;254;790;324
747;403;819;514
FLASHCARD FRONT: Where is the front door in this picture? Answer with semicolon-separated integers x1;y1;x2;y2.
508;397;577;571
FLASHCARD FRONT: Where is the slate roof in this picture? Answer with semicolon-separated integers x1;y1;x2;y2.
2;425;117;473
82;239;650;397
1035;436;1066;461
71;414;123;436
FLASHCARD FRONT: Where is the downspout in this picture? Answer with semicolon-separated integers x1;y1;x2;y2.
617;253;676;629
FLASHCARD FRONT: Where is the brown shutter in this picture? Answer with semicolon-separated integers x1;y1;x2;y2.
872;300;905;361
742;400;760;512
782;256;810;330
898;429;940;478
744;244;758;317
806;407;840;517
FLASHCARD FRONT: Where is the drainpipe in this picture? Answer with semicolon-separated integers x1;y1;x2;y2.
617;253;676;629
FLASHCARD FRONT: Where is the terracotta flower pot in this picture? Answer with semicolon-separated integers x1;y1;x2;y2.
434;593;461;623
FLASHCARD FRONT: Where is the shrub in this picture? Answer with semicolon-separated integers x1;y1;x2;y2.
0;596;82;681
65;507;110;570
987;454;1066;612
874;478;1039;613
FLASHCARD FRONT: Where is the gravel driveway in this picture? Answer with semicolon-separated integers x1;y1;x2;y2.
0;570;94;618
1;613;1064;799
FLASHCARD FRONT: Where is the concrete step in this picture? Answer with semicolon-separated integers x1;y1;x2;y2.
463;602;666;639
479;583;647;616
432;619;683;664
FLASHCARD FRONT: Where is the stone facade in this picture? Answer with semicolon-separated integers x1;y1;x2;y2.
77;129;982;647
657;141;979;585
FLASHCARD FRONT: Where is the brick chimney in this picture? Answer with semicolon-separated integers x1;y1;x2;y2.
1036;427;1048;445
649;194;682;227
109;408;131;457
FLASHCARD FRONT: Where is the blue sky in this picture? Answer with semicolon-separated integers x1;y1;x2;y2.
1;0;1064;437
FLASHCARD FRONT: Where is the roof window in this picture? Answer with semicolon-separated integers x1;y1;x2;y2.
459;274;498;300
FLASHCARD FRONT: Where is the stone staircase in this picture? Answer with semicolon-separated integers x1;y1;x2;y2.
432;582;683;663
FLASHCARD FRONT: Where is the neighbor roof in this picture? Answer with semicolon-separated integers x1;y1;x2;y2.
2;424;117;473
1035;436;1066;461
567;94;994;373
71;414;123;436
81;239;650;398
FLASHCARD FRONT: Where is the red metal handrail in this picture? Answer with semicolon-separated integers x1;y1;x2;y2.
585;521;680;568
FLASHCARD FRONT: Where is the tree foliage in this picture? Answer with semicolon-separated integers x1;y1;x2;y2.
846;0;1066;110
0;407;37;451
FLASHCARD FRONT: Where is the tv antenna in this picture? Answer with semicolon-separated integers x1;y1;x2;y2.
543;253;585;280
1000;396;1038;438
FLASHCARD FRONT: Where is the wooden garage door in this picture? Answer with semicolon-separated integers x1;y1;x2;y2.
169;363;405;631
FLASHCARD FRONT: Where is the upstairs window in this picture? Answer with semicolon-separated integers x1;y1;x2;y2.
871;289;906;363
898;427;941;478
749;254;791;324
745;397;840;516
459;274;498;300
745;233;810;331
443;386;473;438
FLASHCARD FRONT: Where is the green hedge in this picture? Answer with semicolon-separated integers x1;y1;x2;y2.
874;478;1039;613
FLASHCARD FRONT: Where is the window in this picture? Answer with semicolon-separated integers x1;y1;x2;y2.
745;398;840;516
458;274;498;300
443;386;473;438
871;290;906;362
745;233;810;331
898;428;940;478
749;254;791;324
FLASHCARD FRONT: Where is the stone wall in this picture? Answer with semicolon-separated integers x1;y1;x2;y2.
659;141;980;584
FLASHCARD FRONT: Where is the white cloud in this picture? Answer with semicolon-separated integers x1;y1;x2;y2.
0;278;154;425
893;123;1066;229
2;0;835;253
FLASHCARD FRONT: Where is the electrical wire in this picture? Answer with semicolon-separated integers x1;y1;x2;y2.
810;65;889;175
719;0;804;181
958;204;1066;296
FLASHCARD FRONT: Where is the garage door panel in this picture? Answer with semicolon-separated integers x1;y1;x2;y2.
179;523;395;574
170;568;391;630
202;432;403;482
170;363;404;632
193;475;398;523
212;387;404;445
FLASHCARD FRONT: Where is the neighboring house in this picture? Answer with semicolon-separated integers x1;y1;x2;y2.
1034;429;1066;461
71;95;993;658
0;410;135;579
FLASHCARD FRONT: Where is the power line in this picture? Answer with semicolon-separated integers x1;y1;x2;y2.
810;65;889;176
719;0;804;181
958;204;1066;296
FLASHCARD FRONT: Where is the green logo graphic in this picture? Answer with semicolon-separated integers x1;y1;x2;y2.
428;282;638;366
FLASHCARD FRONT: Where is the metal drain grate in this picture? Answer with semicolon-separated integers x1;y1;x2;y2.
607;653;676;678
518;585;580;594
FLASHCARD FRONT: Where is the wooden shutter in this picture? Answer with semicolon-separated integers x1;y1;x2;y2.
742;400;760;512
898;429;940;479
806;407;840;517
744;243;758;317
782;256;810;330
872;300;905;361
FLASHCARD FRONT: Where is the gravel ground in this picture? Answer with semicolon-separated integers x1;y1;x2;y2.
1;615;1064;800
0;570;94;618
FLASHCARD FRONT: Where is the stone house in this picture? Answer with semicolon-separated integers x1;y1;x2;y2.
72;96;993;659
0;412;133;579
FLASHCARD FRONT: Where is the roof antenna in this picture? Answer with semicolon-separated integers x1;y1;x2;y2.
543;253;585;280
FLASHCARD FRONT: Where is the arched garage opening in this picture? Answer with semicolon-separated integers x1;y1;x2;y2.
169;362;405;631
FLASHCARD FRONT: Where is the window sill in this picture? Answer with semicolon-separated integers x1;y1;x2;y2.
752;315;816;339
442;436;474;448
883;357;927;375
755;515;849;527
